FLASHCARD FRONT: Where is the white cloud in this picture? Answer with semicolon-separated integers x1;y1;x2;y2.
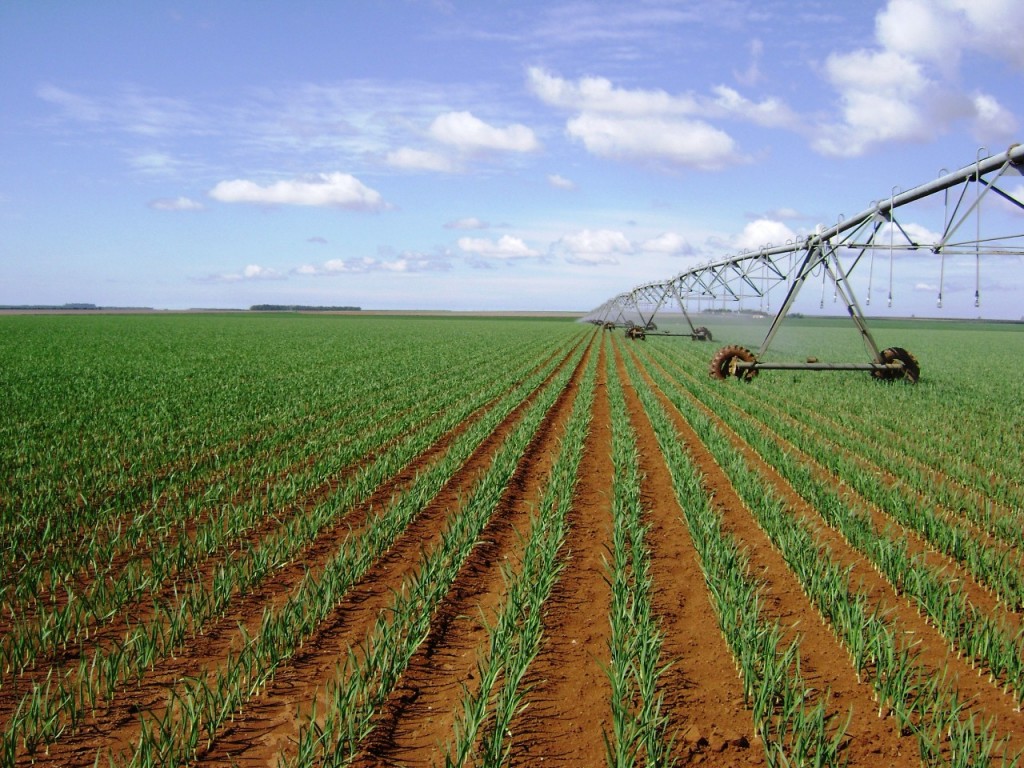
558;229;633;265
876;0;958;69
949;0;1024;69
710;86;796;129
815;0;1024;156
429;111;540;153
814;49;935;156
38;83;200;137
641;232;694;256
208;172;385;210
386;147;457;172
444;217;489;230
566;114;737;170
971;93;1018;140
529;67;794;127
202;264;286;282
149;196;203;211
457;235;540;259
999;183;1024;212
547;173;575;190
296;254;451;275
528;67;699;115
529;68;791;169
877;221;943;248
733;219;797;252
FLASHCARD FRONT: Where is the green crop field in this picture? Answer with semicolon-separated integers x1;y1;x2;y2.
1;312;1022;767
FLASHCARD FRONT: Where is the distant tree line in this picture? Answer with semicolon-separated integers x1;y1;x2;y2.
249;305;362;312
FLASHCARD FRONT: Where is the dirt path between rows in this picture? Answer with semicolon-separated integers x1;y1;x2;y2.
508;332;613;767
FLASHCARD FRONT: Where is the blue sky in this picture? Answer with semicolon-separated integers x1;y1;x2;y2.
2;0;1022;315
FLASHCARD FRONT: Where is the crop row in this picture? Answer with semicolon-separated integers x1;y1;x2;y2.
437;337;597;768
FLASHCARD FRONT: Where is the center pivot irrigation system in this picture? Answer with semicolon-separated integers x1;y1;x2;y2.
584;144;1024;383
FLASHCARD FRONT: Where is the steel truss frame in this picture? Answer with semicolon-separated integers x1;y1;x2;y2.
584;144;1024;381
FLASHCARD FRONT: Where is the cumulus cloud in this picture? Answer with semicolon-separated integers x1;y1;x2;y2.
876;221;943;249
200;264;286;282
557;229;633;265
528;67;699;115
208;172;385;210
814;49;935;157
457;235;540;259
527;67;796;128
148;196;203;211
876;0;959;69
971;92;1018;140
566;114;736;170
709;86;796;129
640;232;694;256
815;0;1024;156
444;217;489;230
429;111;540;153
296;254;451;275
547;173;575;190
733;219;797;252
386;147;457;172
528;67;792;170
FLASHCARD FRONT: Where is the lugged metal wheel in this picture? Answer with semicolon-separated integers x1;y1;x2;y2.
871;346;920;383
693;326;713;342
625;326;646;340
709;345;758;381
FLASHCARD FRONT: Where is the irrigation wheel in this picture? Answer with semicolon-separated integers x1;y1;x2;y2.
626;327;646;341
871;347;921;383
693;326;713;342
709;345;758;381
